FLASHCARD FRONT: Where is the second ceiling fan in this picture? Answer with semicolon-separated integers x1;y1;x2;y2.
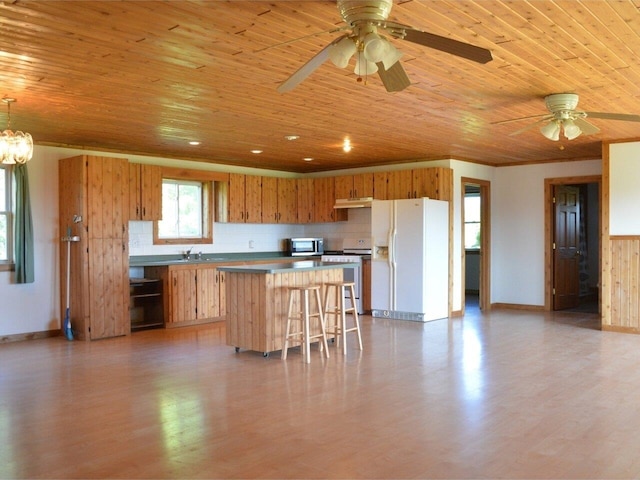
496;93;640;141
277;0;493;94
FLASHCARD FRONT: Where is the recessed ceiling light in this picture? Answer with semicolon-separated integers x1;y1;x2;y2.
251;149;263;154
343;138;352;153
303;157;314;162
284;135;300;141
189;141;200;146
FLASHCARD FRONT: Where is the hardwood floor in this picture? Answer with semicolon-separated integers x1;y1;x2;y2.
1;307;639;479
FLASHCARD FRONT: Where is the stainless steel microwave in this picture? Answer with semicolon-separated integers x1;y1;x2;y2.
287;237;324;256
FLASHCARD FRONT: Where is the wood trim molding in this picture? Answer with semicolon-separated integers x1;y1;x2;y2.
491;303;546;311
1;330;61;343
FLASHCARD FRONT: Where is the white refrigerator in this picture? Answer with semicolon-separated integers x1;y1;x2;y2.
371;198;449;322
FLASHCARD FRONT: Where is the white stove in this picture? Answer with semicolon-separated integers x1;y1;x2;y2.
321;238;371;314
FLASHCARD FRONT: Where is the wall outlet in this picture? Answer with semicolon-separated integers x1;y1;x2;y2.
249;240;255;249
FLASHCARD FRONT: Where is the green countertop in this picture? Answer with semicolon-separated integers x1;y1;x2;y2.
129;252;309;267
217;260;357;274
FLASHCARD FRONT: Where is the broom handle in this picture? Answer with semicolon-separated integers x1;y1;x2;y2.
66;229;71;310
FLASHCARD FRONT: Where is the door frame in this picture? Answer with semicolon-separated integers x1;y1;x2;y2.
544;175;602;312
461;177;491;314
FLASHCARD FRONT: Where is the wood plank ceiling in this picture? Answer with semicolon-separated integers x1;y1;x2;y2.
1;0;640;173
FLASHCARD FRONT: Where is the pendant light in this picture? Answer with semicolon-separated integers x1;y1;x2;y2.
1;98;33;165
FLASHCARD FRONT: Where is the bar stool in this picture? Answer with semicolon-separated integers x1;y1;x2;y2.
282;285;330;363
323;281;363;355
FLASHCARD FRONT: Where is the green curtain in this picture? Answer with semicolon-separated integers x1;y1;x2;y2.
14;164;34;283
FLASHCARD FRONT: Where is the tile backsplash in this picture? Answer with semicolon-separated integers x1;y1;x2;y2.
128;208;372;256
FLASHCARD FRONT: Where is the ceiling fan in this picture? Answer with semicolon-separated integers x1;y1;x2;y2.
276;0;493;94
496;93;640;141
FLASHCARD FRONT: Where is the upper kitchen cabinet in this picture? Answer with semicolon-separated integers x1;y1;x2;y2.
334;173;374;200
228;173;262;223
373;172;388;200
314;177;347;223
383;167;454;201
262;177;298;223
128;163;162;221
59;155;130;341
412;167;453;201
296;178;314;224
386;170;414;199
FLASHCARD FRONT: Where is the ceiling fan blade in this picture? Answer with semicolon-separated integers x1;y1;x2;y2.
383;22;492;64
509;118;550;136
573;117;600;135
254;26;347;53
585;111;640;123
277;35;347;94
491;114;550;126
376;61;411;92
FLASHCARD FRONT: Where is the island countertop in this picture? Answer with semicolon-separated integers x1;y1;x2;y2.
217;260;357;274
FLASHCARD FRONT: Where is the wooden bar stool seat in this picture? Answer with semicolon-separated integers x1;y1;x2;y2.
282;285;330;364
323;281;363;355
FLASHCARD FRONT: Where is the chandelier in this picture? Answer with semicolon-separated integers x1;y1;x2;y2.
1;98;33;165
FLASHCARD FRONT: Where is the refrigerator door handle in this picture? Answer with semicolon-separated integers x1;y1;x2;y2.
390;226;397;309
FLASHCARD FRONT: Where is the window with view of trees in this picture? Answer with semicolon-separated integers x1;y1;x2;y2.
156;178;212;244
464;194;481;250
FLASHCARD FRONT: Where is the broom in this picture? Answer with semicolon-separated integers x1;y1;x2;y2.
63;226;74;341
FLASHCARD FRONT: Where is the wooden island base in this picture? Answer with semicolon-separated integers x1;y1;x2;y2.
219;261;351;355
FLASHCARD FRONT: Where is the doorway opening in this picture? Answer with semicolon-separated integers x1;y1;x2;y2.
461;178;490;314
545;177;601;313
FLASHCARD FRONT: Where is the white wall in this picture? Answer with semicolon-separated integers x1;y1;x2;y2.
492;159;602;307
0;147;60;336
609;142;640;235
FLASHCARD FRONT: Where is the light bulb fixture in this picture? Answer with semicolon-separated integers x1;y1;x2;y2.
363;33;402;70
1;98;33;165
540;120;561;141
562;118;582;140
354;52;378;76
343;138;352;153
328;36;357;69
250;149;263;154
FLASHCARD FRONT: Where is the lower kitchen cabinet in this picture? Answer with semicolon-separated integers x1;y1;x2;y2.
145;265;225;327
129;278;164;330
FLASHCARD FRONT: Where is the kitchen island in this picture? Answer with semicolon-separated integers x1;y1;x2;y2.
218;261;356;356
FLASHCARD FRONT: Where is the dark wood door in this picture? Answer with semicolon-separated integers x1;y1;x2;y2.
553;185;581;310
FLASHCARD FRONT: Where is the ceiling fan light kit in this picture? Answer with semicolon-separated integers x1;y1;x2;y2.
276;0;493;93
499;92;640;141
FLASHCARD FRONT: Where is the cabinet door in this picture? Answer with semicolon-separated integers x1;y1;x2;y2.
228;173;246;223
88;238;129;339
313;177;346;222
128;163;142;220
168;269;198;324
87;156;129;239
373;172;388;200
296;178;314;223
244;175;262;223
412;167;453;201
218;270;226;317
353;172;374;198
140;164;162;220
261;176;278;223
386;170;413;199
277;178;298;223
197;267;222;319
334;175;354;199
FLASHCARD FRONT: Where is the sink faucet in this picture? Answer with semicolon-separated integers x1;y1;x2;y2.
183;246;194;260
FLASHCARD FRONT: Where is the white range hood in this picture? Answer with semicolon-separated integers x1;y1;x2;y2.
333;197;373;209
